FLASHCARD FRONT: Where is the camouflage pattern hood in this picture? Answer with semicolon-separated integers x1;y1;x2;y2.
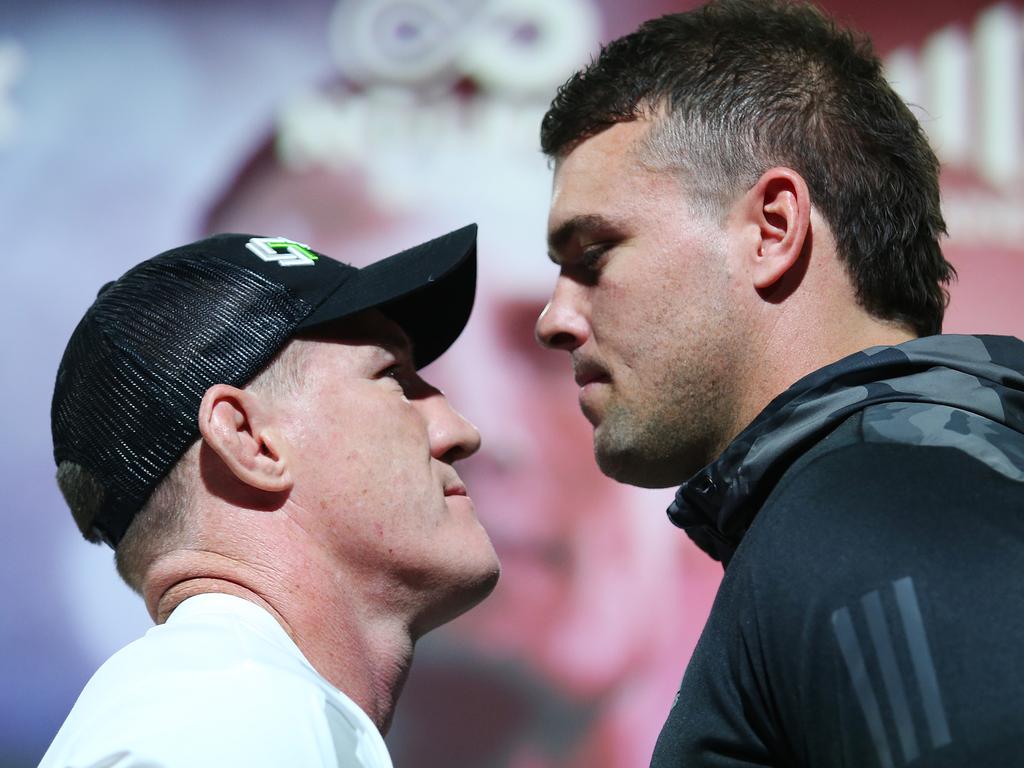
668;335;1024;563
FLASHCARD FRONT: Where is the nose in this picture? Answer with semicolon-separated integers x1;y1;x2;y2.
535;276;589;352
421;391;482;464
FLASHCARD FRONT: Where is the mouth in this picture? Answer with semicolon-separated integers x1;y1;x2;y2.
573;359;610;388
443;483;468;497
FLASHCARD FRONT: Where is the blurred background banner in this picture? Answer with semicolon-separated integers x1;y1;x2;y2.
2;1;1022;766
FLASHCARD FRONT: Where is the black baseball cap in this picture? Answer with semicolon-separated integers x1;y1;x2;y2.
51;225;477;548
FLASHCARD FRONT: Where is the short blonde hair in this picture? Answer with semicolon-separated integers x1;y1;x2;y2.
111;339;313;593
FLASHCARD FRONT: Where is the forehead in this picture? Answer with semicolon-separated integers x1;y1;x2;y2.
549;119;673;227
303;309;412;361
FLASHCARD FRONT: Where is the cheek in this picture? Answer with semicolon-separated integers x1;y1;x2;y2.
307;437;435;553
591;269;673;361
298;399;427;492
589;275;636;344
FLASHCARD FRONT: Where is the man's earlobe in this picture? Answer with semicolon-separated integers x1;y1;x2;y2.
747;168;812;291
198;384;293;493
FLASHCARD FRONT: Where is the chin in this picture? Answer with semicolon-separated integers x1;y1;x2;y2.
594;445;675;489
462;556;501;604
595;439;697;489
414;558;501;638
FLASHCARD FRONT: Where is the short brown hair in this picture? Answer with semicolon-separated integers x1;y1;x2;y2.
541;0;954;336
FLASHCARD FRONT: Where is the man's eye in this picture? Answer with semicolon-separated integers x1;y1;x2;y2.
580;243;611;270
375;364;406;386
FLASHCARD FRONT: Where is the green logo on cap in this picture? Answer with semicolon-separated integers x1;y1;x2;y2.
245;236;319;267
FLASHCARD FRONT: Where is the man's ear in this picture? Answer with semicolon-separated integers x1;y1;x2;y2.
197;384;293;493
741;167;812;291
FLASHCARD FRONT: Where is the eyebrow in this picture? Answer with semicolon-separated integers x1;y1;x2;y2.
547;214;619;263
301;313;416;362
326;324;413;362
371;329;414;361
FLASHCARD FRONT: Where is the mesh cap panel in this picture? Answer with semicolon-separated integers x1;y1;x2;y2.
51;252;310;545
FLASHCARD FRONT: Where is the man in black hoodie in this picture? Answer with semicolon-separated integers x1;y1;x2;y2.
535;1;1024;766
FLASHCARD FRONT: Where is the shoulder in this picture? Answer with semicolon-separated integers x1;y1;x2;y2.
40;602;391;768
744;405;1024;563
723;405;1024;649
689;411;1024;765
665;383;1024;762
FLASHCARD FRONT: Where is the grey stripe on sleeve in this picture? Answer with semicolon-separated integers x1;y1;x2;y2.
832;606;895;768
893;576;951;749
861;589;919;763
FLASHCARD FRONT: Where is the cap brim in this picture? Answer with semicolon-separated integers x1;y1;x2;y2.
297;224;477;368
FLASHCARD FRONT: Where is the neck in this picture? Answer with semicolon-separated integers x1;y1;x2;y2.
281;582;415;733
144;546;415;734
156;577;288;625
727;310;916;453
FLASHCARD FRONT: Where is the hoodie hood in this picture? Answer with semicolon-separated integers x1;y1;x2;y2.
668;334;1024;564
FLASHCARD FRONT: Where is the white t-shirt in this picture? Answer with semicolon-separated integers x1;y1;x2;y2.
39;593;393;768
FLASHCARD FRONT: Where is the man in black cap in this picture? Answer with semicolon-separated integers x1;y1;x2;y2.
43;227;499;767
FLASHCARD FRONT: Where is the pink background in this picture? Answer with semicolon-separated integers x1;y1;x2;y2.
2;1;1021;765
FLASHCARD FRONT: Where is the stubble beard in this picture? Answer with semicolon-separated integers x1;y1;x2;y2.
591;332;741;490
590;242;744;489
593;392;727;489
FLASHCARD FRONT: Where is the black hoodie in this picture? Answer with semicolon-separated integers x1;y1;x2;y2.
651;334;1024;768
